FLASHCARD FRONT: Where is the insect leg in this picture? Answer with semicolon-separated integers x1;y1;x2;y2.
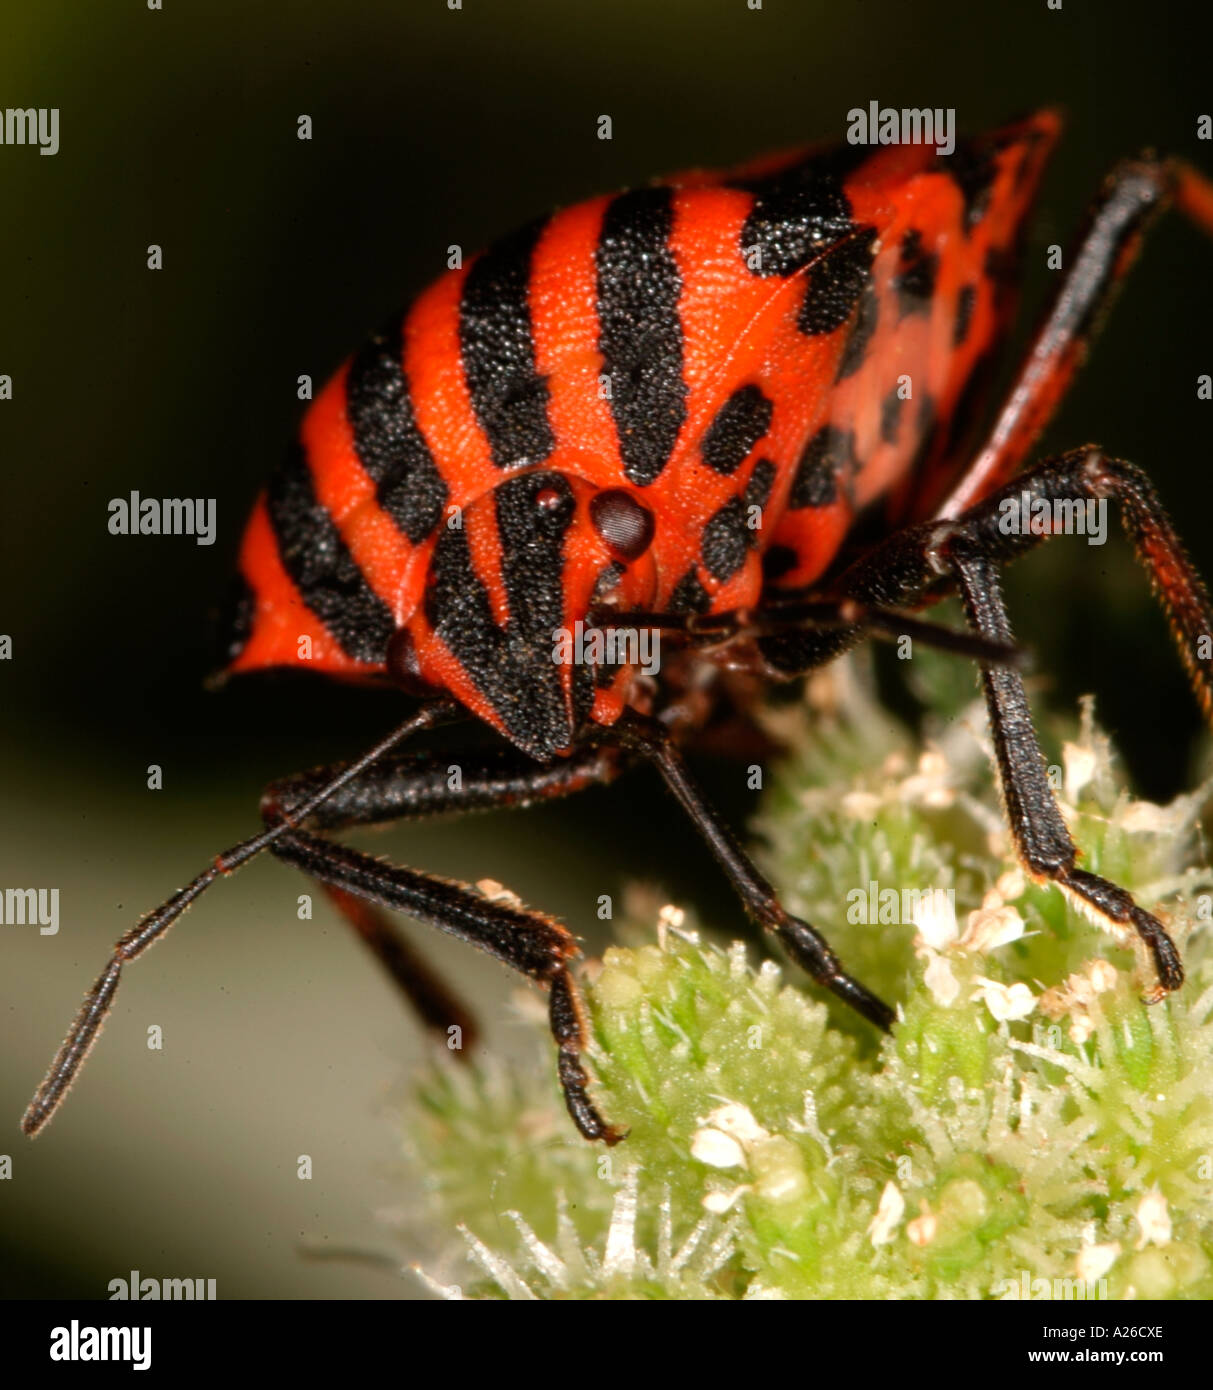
599;712;895;1030
21;700;463;1137
829;444;1213;720
941;447;1213;719
950;550;1182;995
260;742;619;831
258;743;623;1054
826;447;1205;995
266;827;625;1144
937;155;1213;519
318;885;481;1052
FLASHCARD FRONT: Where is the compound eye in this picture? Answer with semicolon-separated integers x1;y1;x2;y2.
590;489;655;561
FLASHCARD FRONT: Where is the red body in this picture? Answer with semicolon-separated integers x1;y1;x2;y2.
227;112;1060;754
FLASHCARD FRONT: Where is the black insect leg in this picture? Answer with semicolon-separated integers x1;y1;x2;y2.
24;704;626;1142
600;712;896;1030
318;885;481;1052
939;448;1213;720
951;551;1182;994
822;446;1213;995
935;155;1213;519
836;447;1213;720
264;742;626;1140
258;743;624;1083
22;701;462;1137
260;742;620;831
266;827;625;1143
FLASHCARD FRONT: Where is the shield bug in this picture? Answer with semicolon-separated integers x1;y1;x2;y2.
24;112;1213;1144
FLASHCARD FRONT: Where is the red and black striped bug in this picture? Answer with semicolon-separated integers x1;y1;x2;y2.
24;111;1213;1145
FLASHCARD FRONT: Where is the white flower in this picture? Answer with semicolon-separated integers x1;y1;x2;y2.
1088;958;1119;992
690;1127;746;1170
702;1184;751;1214
1119;803;1173;834
972;977;1036;1021
1070;1015;1097;1044
959;903;1025;954
923;952;960;1006
691;1103;771;1179
914;888;959;950
1134;1189;1172;1250
900;749;954;808
704;1102;768;1147
840;791;882;819
867;1181;905;1247
994;868;1026;901
1076;1242;1120;1283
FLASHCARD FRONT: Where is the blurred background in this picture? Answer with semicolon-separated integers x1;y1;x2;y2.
2;0;1211;1298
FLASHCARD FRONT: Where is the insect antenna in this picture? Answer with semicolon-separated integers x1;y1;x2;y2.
21;699;461;1137
595;601;1024;668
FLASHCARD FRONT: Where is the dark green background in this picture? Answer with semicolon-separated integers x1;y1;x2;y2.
2;0;1210;1298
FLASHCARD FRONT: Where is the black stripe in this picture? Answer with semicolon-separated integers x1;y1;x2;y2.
789;426;855;510
595;187;688;487
835;282;880;382
661;564;708;614
459;217;556;470
346;317;449;543
744;457;777;512
880;387;904;445
591;561;629;688
798;228;878;336
701;499;750;582
701;384;773;476
910;392;940;468
761;545;799;582
893;228;939;319
495;471;577;687
732;144;866;279
703;456;780;578
701;459;778;586
590;559;627;607
495;474;591;739
424;472;585;757
266;442;396;662
940;142;998;230
669;565;711;614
